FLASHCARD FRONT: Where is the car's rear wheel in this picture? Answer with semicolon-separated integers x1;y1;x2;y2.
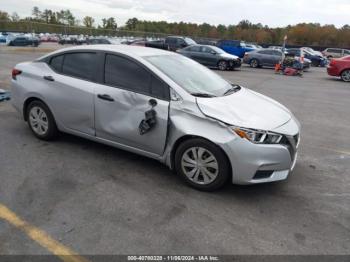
218;60;228;71
27;100;58;140
341;70;350;82
175;138;230;191
250;59;259;68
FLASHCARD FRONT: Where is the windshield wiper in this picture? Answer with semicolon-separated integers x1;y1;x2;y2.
223;85;241;96
191;92;216;98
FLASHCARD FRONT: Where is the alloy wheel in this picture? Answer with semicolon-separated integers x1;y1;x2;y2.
29;106;49;135
218;61;227;71
181;147;219;185
341;70;350;82
250;59;258;68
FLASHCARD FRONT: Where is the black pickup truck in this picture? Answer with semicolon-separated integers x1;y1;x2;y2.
145;36;196;51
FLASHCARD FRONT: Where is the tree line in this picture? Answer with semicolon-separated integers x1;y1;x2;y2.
1;7;350;47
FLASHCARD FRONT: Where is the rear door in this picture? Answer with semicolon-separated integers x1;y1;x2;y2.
94;53;170;156
44;52;97;135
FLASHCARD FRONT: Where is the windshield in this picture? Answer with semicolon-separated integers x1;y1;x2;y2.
210;46;225;54
145;55;232;97
185;37;196;45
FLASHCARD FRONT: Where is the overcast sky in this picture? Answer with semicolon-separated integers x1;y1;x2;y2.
0;0;349;28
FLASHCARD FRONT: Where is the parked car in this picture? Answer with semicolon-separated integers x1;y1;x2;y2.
129;40;147;46
86;38;113;45
146;36;196;51
322;48;350;59
301;47;324;58
244;49;311;70
7;36;39;47
177;45;241;70
0;34;7;43
216;40;255;58
245;43;262;49
0;89;11;102
327;56;350;82
287;48;327;67
11;45;300;191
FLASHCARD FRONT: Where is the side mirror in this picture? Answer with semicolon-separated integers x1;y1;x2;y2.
210;51;217;55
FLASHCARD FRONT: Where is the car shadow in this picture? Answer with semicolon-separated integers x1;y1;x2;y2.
56;132;289;198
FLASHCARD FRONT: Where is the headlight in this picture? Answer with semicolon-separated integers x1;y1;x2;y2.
232;127;283;144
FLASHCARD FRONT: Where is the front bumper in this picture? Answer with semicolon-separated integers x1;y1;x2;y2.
222;119;300;185
229;59;241;68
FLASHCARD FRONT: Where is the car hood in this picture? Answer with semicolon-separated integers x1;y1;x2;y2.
196;87;292;131
219;53;239;60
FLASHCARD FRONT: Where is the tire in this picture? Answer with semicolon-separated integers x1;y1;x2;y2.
217;60;228;71
26;100;58;140
340;69;350;82
175;138;230;191
311;60;320;67
327;55;333;60
250;58;259;68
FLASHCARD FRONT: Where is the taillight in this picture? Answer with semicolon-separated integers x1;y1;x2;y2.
12;68;22;80
329;59;336;66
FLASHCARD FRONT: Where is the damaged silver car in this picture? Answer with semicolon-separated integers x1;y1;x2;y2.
11;45;300;191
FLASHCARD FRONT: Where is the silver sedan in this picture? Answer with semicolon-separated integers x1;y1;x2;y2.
11;45;300;191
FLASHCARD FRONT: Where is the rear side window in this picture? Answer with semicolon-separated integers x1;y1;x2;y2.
328;48;341;54
272;50;282;56
188;46;201;52
50;55;64;72
62;52;96;81
259;50;273;55
105;54;151;94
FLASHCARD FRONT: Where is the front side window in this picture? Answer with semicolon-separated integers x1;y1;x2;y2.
62;52;96;81
104;54;169;99
201;46;212;53
104;54;151;94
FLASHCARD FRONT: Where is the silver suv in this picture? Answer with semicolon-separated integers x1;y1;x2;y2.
322;48;350;59
11;45;300;191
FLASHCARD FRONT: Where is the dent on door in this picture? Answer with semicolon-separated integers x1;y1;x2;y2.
95;88;169;156
139;99;158;135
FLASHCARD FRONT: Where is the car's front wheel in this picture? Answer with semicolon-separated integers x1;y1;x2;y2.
27;100;58;140
175;138;230;191
341;69;350;82
218;60;228;71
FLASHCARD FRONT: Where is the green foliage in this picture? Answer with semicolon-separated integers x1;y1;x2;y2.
1;7;350;47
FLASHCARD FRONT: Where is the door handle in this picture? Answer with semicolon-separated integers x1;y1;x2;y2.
97;94;114;102
43;75;55;81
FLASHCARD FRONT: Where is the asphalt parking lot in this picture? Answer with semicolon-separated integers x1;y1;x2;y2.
0;44;349;257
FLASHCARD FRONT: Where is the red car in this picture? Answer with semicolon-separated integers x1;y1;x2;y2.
327;55;350;82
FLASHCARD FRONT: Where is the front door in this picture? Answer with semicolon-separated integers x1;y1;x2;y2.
200;46;218;67
94;53;170;156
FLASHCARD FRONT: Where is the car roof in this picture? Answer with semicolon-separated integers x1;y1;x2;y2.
38;44;174;60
